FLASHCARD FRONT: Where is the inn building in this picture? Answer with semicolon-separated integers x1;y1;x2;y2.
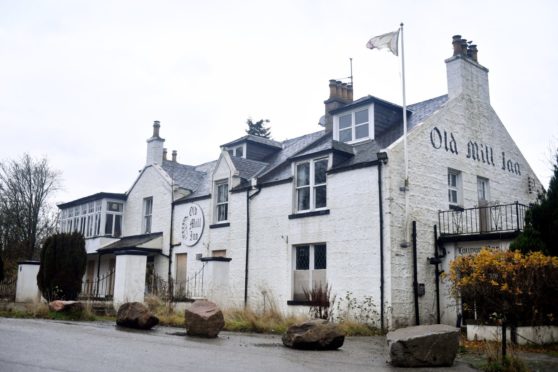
56;35;542;329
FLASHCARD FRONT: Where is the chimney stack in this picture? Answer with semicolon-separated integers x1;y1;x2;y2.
172;150;177;162
446;34;489;103
146;121;165;166
323;79;354;132
163;148;168;161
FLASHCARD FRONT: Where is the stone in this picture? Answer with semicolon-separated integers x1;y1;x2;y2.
48;300;84;313
184;300;225;338
386;324;460;367
116;302;159;330
282;319;345;350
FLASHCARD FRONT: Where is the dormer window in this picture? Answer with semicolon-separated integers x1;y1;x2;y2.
227;145;245;158
334;105;372;143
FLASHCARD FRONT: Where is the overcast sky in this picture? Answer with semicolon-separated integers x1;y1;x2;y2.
1;0;557;204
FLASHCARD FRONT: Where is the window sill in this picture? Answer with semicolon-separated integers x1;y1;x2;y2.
288;209;330;219
209;222;230;229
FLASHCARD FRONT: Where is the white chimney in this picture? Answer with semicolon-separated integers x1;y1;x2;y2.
146;121;165;166
445;35;490;103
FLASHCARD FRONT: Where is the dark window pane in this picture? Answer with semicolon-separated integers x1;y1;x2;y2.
236;147;243;157
114;215;122;238
105;214;113;235
296;163;310;186
296;246;310;270
218;204;228;221
315;185;327;208
297;187;310;211
314;244;327;269
314;159;327;184
218;184;228;203
339;128;352;142
339;114;351;129
355;109;368;124
355;123;369;139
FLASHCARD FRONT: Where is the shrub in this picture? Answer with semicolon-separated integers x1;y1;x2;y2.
37;232;87;301
303;282;336;320
448;248;558;326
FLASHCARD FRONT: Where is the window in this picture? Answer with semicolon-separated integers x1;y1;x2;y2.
227;145;244;158
143;197;153;233
477;177;490;202
215;182;229;222
296;158;328;212
59;199;114;238
105;201;123;237
336;107;370;143
292;244;327;301
448;169;462;208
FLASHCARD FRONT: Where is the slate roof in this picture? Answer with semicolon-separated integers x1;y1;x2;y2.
408;95;448;130
230;157;268;179
57;192;127;209
221;134;282;149
97;232;163;253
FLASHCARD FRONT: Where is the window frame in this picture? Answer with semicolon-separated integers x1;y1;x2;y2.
215;180;229;223
142;197;153;234
294;157;329;213
448;168;462;208
333;104;373;144
292;244;327;301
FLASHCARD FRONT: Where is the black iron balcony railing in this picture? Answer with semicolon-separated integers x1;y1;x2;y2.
438;202;528;236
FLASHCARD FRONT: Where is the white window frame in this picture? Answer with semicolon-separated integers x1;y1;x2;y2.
227;144;246;158
477;176;490;202
215;180;229;223
448;169;462;208
105;201;124;237
142;197;153;234
292;244;327;301
295;157;328;212
333;104;373;144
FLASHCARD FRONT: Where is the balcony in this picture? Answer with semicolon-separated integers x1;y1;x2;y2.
438;202;528;241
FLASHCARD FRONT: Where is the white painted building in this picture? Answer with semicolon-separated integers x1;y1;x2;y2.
57;35;542;329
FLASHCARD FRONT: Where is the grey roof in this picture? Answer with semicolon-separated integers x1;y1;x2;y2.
221;134;282;149
408;95;448;130
162;160;208;192
57;192;126;209
97;232;163;253
230;157;268;179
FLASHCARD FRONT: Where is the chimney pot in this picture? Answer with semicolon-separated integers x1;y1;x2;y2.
153;120;161;138
460;39;468;57
347;84;353;102
452;35;462;56
328;79;337;98
468;44;478;62
335;81;343;98
341;83;348;100
172;150;177;162
163;148;168;161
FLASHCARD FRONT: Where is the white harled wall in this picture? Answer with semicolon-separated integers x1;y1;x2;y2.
384;57;542;328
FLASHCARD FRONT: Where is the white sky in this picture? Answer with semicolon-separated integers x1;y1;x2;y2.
1;0;557;204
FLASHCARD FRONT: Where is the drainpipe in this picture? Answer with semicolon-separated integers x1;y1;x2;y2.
433;225;441;324
412;220;420;325
244;183;261;307
167;179;175;299
376;152;388;332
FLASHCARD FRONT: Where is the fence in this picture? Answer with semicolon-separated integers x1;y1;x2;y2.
80;269;115;300
438;202;527;236
0;278;16;301
146;262;206;301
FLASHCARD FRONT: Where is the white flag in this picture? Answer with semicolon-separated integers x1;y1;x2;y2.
366;30;400;56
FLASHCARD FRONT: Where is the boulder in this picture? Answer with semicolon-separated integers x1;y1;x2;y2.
184;300;225;338
282;319;345;350
48;300;84;313
386;324;460;367
116;302;159;330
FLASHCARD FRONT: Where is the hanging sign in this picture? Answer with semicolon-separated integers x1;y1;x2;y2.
181;204;204;247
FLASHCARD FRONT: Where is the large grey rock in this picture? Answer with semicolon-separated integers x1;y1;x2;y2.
282;319;345;350
116;302;159;330
387;324;460;367
184;300;225;338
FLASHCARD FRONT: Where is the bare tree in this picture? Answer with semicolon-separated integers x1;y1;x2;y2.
0;154;61;264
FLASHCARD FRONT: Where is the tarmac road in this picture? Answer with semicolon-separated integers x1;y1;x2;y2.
0;318;478;372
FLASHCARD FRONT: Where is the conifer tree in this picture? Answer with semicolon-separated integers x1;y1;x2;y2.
245;118;271;138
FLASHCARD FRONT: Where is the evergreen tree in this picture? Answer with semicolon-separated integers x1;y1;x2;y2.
245;118;271;138
37;232;87;301
512;149;558;256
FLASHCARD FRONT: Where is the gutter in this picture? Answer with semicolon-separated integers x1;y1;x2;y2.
376;152;388;332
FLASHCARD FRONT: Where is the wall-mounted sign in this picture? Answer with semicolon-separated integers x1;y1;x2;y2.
430;127;521;176
181;204;204;247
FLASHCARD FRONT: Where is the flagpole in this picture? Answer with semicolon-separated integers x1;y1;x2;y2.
400;22;410;246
